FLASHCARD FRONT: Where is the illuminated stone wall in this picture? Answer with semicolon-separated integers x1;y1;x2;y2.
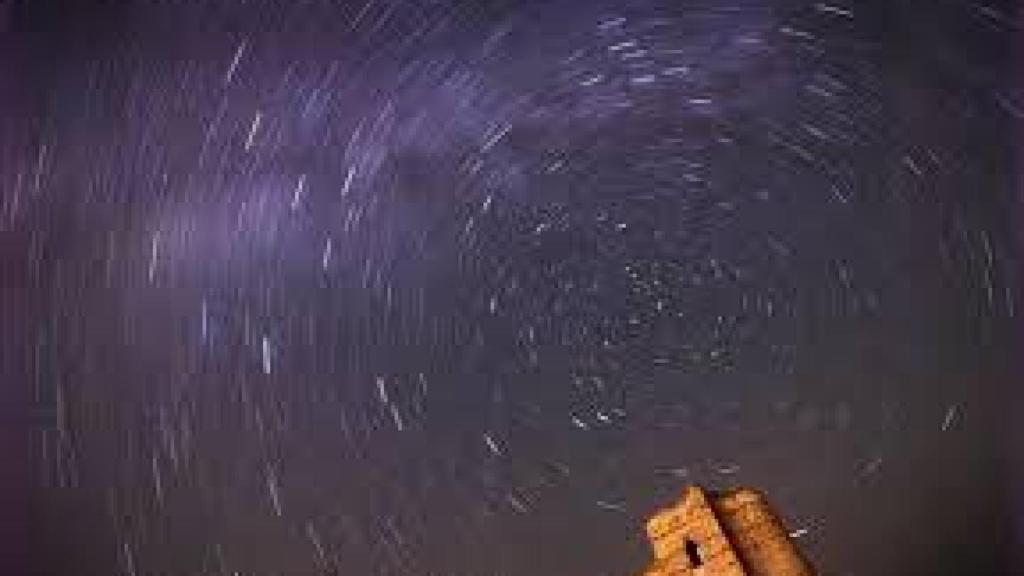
637;487;814;576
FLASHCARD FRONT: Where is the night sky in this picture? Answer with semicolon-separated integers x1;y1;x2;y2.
3;0;1022;574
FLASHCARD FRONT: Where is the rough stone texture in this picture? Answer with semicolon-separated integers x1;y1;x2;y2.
637;487;815;576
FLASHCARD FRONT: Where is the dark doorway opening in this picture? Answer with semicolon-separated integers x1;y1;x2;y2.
684;538;703;567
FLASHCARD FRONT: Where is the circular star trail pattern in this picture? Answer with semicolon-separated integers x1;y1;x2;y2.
5;1;1020;575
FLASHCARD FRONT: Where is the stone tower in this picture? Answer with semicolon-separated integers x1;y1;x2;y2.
637;486;815;576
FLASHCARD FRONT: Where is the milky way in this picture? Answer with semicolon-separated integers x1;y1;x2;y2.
4;1;1021;574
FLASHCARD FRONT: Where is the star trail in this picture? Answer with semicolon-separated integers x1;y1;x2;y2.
3;0;1021;574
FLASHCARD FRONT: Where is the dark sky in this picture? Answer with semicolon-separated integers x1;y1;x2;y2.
3;0;1021;574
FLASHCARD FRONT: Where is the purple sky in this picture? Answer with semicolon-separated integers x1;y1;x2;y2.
3;0;1022;574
